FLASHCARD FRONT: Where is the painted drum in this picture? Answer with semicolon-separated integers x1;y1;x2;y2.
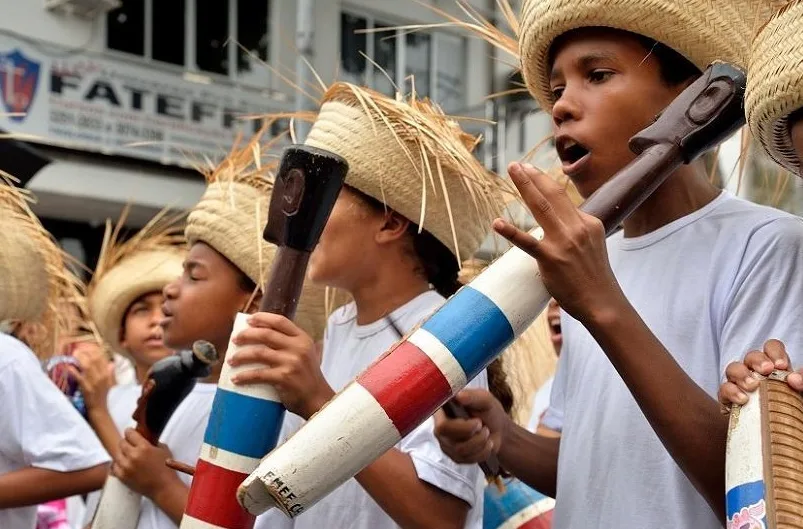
484;478;554;529
725;370;803;529
181;313;285;529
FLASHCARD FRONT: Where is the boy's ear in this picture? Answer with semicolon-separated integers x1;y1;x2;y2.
376;211;411;244
243;289;263;315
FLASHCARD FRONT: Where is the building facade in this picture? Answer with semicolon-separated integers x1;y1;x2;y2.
0;0;797;271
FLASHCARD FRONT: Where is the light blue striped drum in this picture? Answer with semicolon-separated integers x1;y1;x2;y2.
484;478;555;529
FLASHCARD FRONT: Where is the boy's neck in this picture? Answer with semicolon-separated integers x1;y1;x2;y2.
349;264;432;326
621;162;720;237
134;363;150;384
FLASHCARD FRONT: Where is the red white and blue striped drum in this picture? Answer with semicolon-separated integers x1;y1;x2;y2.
484;479;554;529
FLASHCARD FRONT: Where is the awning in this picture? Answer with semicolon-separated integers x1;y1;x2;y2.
0;137;205;227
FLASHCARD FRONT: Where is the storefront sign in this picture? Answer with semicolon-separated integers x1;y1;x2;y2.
0;35;288;168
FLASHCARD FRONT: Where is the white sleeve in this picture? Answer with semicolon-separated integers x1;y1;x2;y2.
399;373;486;508
541;341;566;432
719;217;803;376
254;509;295;529
0;352;110;473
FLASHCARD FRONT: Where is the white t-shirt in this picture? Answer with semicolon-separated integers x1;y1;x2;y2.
544;192;803;529
255;290;487;529
526;376;555;432
83;382;141;521
0;333;110;529
83;382;216;529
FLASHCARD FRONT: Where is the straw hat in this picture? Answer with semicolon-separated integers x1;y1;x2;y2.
0;174;85;359
518;0;782;111
184;127;330;341
87;207;186;356
745;1;803;175
298;82;512;263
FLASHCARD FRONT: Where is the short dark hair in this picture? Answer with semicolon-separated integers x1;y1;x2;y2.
633;34;701;86
548;27;701;88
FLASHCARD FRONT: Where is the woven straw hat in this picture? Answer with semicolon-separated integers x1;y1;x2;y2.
87;207;185;356
518;0;782;111
746;1;803;175
0;175;85;359
184;128;329;341
299;83;511;263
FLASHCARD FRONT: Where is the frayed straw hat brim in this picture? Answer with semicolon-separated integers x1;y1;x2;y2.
90;251;184;354
0;213;49;322
519;0;779;111
185;130;331;341
0;175;84;358
303;83;512;262
87;206;186;356
746;0;803;175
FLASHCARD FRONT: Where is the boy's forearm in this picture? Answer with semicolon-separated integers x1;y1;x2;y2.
87;407;123;460
0;464;109;508
150;474;190;525
498;423;560;497
584;301;728;519
355;447;469;529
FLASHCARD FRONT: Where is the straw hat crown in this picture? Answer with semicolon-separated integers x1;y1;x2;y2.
87;207;185;356
745;0;803;175
184;128;329;340
0;174;84;358
303;82;511;262
518;0;782;111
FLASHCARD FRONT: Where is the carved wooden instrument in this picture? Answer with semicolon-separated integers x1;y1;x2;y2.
179;145;347;529
91;341;217;529
726;370;803;529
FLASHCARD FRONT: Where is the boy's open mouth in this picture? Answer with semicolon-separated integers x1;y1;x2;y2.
556;136;591;175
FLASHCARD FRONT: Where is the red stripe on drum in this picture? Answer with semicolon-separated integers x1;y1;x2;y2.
517;510;553;529
185;459;255;529
357;340;453;436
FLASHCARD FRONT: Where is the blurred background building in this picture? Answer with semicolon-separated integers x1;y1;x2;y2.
0;0;798;270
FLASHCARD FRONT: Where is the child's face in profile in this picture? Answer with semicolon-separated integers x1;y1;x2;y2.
547;28;691;197
160;242;253;353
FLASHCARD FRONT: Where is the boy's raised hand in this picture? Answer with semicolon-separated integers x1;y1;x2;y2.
70;342;115;412
228;312;334;420
492;162;627;324
718;339;803;409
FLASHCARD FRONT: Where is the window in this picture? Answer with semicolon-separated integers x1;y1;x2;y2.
106;0;270;85
340;12;468;113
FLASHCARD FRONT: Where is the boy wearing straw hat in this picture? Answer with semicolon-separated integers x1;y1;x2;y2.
82;209;185;454
0;177;110;529
111;130;328;529
433;0;803;527
226;82;511;529
78;209;185;523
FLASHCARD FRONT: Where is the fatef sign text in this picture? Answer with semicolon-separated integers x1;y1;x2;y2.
49;71;263;133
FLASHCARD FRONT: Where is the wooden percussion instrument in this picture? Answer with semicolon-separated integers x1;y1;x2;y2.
726;370;803;529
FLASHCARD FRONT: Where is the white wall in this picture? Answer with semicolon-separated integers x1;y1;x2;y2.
0;1;105;50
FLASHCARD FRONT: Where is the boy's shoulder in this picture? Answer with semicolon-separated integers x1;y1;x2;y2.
0;333;36;371
712;194;802;234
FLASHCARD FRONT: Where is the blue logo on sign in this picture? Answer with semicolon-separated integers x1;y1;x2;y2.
0;49;41;122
